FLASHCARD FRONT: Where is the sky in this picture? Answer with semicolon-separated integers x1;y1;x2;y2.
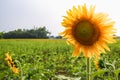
0;0;120;36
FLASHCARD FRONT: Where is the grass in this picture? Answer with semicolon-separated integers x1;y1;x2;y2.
0;39;120;80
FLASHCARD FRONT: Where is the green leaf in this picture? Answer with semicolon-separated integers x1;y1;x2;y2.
114;68;120;76
91;69;108;78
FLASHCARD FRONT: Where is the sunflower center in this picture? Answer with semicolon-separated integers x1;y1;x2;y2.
73;21;100;45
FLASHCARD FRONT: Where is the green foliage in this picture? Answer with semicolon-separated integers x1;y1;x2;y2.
0;39;120;79
0;32;3;39
2;26;50;39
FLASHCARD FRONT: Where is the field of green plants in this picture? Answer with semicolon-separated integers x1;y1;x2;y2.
0;39;120;80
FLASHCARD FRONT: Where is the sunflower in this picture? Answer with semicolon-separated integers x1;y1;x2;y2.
60;4;116;58
94;60;100;70
5;52;19;74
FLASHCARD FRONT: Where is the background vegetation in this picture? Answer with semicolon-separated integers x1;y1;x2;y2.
0;27;52;39
0;39;120;80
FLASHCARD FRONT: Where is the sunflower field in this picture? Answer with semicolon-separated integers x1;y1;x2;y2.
0;39;120;80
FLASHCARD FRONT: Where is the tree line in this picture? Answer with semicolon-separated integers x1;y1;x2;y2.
0;26;51;39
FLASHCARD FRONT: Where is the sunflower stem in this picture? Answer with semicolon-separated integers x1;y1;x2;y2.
87;57;91;80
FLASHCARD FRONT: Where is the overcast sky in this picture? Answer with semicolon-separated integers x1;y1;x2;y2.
0;0;120;36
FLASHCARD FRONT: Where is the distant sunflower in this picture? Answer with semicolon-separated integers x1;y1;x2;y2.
60;4;116;58
5;52;19;74
94;60;100;70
